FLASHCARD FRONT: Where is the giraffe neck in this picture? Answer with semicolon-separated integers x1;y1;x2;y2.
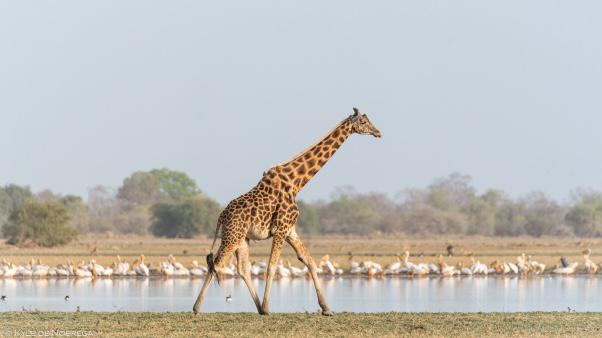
274;118;353;194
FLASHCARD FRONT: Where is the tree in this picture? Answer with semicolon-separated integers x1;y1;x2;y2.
463;190;506;236
0;184;33;228
316;189;392;235
88;185;120;233
399;184;467;235
494;201;527;236
401;205;466;235
117;171;160;206
2;199;77;247
427;173;475;211
150;196;221;238
36;190;90;233
61;195;90;233
566;191;602;236
297;200;320;235
521;192;566;237
117;168;201;206
150;168;201;202
114;205;151;235
190;196;221;235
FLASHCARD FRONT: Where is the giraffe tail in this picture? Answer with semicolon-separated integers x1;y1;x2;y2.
206;252;221;286
207;217;222;285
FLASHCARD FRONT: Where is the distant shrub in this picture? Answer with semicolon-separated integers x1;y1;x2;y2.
150;196;221;238
2;199;78;247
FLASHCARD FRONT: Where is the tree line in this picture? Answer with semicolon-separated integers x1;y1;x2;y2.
301;174;602;237
1;170;601;247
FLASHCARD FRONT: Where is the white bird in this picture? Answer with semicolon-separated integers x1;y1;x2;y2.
250;262;265;276
552;262;578;274
349;255;364;274
287;262;308;277
276;262;291;278
17;264;33;277
134;255;149;276
31;259;49;277
470;258;488;275
583;252;598;274
438;255;457;277
72;262;92;278
169;256;190;277
190;260;207;276
55;265;70;277
525;256;545;274
506;262;519;274
114;256;130;276
348;255;361;273
2;264;18;277
319;255;337;275
402;251;428;276
384;254;402;275
219;263;236;277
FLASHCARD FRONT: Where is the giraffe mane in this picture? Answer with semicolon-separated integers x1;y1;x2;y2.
272;118;349;168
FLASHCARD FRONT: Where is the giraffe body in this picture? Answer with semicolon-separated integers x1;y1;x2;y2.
193;107;380;315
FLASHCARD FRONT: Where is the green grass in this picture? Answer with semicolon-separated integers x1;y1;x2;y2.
1;312;601;337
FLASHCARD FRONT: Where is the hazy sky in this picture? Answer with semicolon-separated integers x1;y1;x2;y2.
1;1;601;204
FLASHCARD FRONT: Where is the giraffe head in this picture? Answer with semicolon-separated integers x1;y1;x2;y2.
349;107;381;138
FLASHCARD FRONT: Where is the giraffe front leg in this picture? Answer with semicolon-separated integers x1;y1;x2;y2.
260;235;285;315
236;239;263;313
286;230;333;316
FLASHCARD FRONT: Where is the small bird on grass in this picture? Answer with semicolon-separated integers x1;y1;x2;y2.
76;306;80;313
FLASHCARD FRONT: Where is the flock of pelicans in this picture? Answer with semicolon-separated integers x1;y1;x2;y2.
0;250;600;279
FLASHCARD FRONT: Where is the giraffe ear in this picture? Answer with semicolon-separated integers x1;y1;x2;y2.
352;107;360;116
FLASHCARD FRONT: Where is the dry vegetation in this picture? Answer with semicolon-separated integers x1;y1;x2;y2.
2;235;600;272
1;312;601;337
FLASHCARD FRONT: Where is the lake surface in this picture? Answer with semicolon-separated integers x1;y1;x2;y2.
1;276;600;313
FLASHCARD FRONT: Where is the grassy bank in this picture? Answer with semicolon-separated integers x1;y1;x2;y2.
1;312;601;337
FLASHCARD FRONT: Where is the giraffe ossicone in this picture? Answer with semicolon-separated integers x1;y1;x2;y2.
193;107;381;316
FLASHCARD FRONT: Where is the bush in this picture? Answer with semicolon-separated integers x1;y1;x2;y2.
2;199;78;247
114;206;151;235
297;200;320;235
0;184;33;229
565;192;602;236
150;197;221;238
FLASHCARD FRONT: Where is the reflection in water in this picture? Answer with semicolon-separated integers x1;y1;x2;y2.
1;276;600;313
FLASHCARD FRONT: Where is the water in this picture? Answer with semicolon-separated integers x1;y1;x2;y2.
1;276;600;313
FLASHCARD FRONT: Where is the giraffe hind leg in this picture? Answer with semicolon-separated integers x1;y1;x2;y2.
192;229;243;314
193;271;214;314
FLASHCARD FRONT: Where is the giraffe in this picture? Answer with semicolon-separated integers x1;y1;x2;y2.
192;107;381;316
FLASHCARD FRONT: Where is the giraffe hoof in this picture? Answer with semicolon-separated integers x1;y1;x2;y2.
321;309;334;316
259;308;270;316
